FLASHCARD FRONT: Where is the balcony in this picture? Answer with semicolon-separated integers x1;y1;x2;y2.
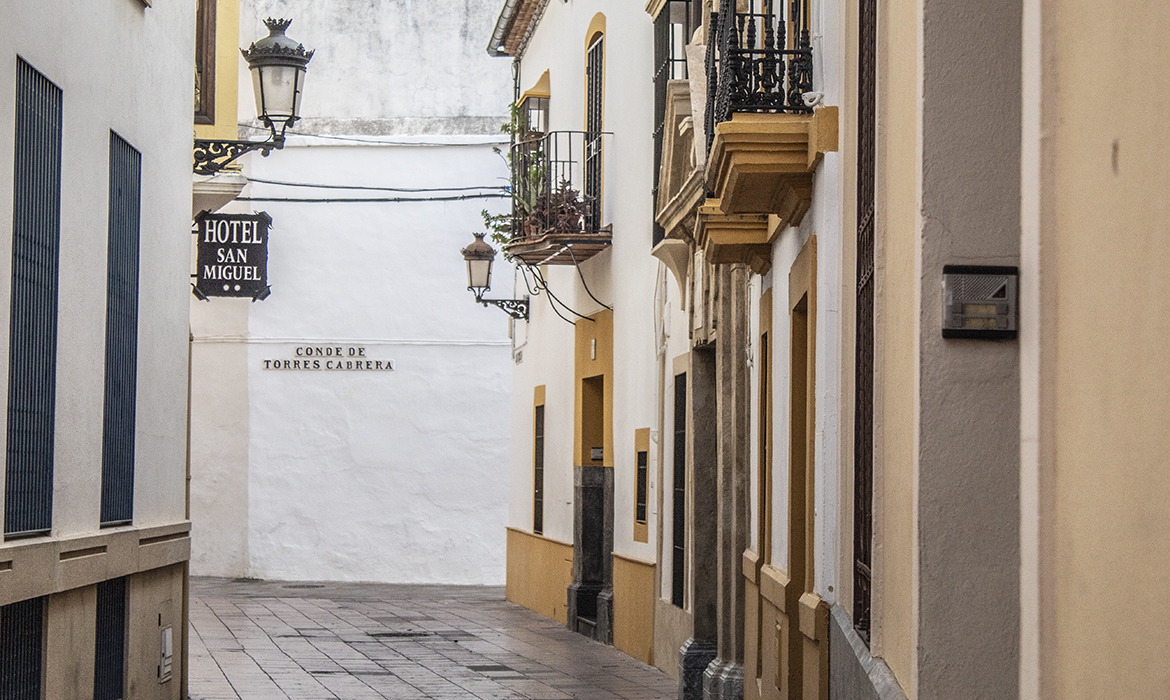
701;0;838;266
504;131;613;266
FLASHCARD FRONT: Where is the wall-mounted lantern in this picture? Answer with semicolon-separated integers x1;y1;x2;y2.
193;18;314;175
461;233;529;320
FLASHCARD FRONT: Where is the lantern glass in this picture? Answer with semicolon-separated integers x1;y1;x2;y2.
253;63;305;126
466;258;493;291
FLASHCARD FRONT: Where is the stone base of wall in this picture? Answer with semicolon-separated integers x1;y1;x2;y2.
828;605;908;700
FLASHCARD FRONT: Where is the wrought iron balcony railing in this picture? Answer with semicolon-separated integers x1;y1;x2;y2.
706;0;814;148
508;130;608;242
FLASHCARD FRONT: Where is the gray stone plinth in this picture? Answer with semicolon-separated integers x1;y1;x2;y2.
703;658;744;700
679;638;718;700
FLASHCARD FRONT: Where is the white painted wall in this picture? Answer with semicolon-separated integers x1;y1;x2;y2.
505;1;660;565
0;0;193;537
189;0;514;584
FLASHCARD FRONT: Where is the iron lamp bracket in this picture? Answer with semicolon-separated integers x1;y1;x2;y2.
472;290;529;320
193;120;290;176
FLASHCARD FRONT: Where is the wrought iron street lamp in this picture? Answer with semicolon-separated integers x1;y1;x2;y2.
461;233;529;320
193;18;314;175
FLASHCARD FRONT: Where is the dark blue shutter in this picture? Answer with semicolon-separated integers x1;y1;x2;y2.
0;596;44;700
100;133;141;527
5;58;63;538
93;577;127;700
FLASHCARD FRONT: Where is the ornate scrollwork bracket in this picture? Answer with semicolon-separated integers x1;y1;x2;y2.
193;136;281;176
473;290;529;320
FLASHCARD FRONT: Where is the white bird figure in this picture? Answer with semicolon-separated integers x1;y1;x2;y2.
803;91;825;108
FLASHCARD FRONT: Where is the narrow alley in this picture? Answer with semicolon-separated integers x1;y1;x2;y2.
188;577;675;700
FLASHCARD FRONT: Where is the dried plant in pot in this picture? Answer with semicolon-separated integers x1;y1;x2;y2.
527;179;591;237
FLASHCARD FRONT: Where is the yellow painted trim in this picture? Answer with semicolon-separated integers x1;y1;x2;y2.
743;548;762;583
760;563;790;613
520;70;551;103
194;0;241;142
613;551;656;567
585;13;607;48
534;384;546;407
612;554;656;664
574;310;614;467
788;234;817;592
505;528;573;624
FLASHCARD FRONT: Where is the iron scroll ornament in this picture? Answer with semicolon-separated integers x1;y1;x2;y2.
474;293;529;321
193;137;280;176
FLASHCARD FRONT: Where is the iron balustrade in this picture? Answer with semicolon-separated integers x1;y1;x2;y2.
509;131;610;242
706;0;814;149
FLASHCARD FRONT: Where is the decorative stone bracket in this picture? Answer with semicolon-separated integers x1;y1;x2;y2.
698;107;839;272
695;203;773;275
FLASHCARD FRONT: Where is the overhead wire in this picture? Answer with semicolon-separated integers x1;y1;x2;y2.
244;175;507;193
235;193;508;203
238;123;508;148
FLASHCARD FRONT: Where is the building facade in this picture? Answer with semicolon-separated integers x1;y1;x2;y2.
187;0;516;584
0;0;195;697
492;1;1170;699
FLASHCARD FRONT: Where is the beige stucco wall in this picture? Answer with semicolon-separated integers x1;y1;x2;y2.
872;0;918;690
1028;2;1170;697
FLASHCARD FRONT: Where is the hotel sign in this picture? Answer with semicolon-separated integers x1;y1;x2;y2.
193;211;270;299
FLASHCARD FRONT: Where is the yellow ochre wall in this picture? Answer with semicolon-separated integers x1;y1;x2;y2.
613;554;655;665
506;528;574;624
193;0;240;142
873;0;919;691
574;309;614;468
1036;2;1170;697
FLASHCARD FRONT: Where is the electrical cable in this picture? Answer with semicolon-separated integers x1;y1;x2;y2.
245;175;507;193
238;123;508;148
566;245;613;310
528;265;593;322
234;193;509;203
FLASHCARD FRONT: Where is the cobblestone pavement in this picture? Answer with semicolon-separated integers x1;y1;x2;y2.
189;577;676;700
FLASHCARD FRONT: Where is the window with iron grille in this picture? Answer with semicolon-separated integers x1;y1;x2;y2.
0;596;44;700
635;450;648;524
585;35;604;232
853;0;877;646
93;577;127;700
534;404;545;535
100;133;142;528
5;58;63;539
672;372;687;608
652;0;700;247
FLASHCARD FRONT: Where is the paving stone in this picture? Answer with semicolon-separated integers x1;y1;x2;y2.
189;577;675;700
